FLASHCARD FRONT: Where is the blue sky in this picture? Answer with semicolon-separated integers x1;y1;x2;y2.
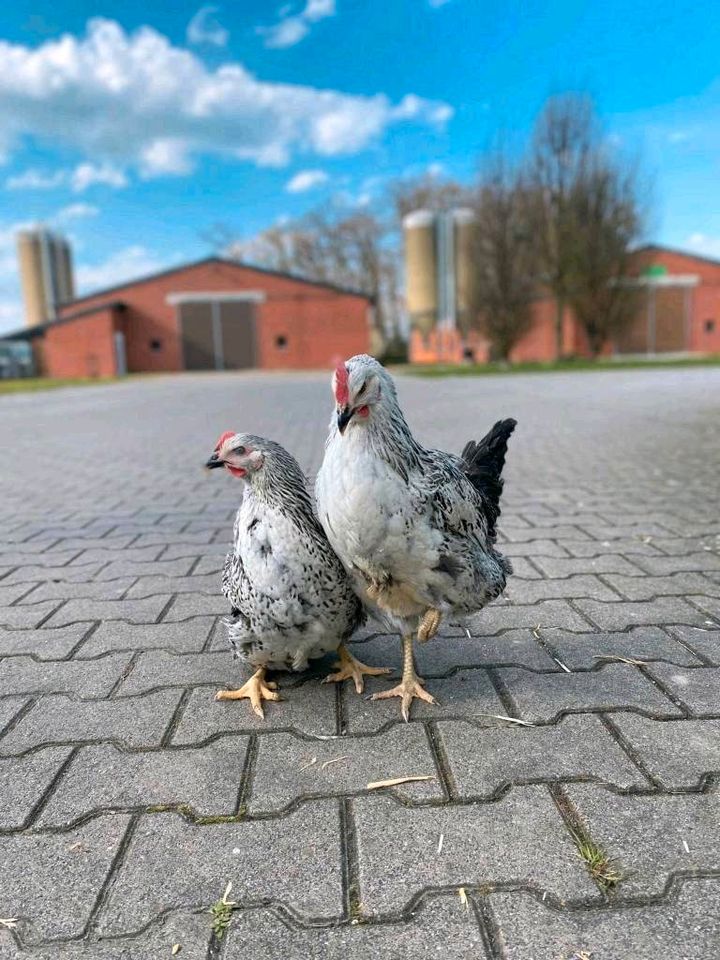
1;0;720;332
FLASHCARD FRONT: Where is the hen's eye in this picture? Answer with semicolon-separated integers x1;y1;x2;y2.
234;445;246;455
357;383;367;397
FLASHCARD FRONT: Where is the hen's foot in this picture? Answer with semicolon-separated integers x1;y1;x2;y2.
215;667;282;719
371;675;436;722
417;608;442;643
322;642;392;694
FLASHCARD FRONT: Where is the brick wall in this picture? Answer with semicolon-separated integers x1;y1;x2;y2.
56;260;371;374
43;308;118;379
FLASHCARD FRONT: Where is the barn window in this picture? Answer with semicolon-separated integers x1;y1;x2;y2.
705;319;716;333
150;339;162;352
275;335;288;349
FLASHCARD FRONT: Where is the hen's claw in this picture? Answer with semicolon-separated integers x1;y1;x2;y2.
371;676;436;721
215;667;282;718
322;642;392;694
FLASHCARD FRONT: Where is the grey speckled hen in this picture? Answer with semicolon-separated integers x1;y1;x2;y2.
205;431;390;717
315;355;517;719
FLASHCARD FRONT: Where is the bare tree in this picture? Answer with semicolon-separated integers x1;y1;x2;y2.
528;94;597;356
473;153;537;361
210;206;399;354
389;173;471;221
566;155;644;356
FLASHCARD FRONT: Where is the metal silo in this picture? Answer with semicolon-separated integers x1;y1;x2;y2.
452;208;480;335
16;228;76;327
403;210;438;335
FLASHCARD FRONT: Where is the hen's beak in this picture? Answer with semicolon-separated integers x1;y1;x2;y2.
337;407;354;435
205;452;225;470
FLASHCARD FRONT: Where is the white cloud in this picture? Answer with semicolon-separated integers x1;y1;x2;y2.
70;162;128;193
6;169;65;191
259;0;336;49
140;139;193;178
55;203;99;223
6;163;127;193
285;168;329;193
186;5;229;47
686;233;720;259
0;19;450;177
76;245;171;294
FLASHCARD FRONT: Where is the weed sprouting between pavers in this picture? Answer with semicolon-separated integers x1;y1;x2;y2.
569;829;624;893
209;881;236;940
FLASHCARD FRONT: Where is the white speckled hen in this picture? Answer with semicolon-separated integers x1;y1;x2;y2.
315;356;516;720
206;431;390;717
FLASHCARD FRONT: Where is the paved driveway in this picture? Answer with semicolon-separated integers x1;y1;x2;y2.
0;366;719;958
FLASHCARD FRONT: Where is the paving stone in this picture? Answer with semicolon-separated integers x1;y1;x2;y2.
17;578;137;604
80;617;215;655
99;804;344;934
609;715;720;788
191;554;226;576
498;663;682;722
354;786;597;914
633;551;720;575
0;815;131;940
0;563;109;585
565;785;720;897
49;536;137;553
38;739;248;826
543;626;701;669
530;554;644;578
667;625;720;664
491;880;720;960
0;690;182;754
0;625;89;659
67;545;164;566
0;653;131;699
117;650;234;695
574;597;709;630
0;601;60;629
466;599;593;635
0;549;81;568
652;536;719;556
249;725;444;813
161;594;229;621
502;540;571;558
349;629;557;675
126;573;218;599
437;715;647;796
505;575;621;603
645;664;720;715
563;538;664;558
96;556;197;580
0;746;72;828
503;556;542;578
503;525;592;542
0;695;28;734
172;680;337;742
223;896;489;959
346;671;506;733
44;596;171;628
0;582;44;605
689;594;720;619
160;543;227;562
131;531;216;548
602;572;720;601
0;911;211;959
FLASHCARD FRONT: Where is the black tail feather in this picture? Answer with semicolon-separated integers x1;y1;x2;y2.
461;418;517;541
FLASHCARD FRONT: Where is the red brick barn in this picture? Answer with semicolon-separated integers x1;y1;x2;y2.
12;258;373;378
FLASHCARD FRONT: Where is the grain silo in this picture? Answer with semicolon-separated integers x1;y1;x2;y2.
403;210;438;335
16;228;75;328
452;208;480;335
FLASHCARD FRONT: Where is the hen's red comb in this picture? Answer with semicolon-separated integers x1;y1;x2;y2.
214;430;235;451
334;363;349;406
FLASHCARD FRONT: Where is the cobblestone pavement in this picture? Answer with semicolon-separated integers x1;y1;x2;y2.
1;366;719;959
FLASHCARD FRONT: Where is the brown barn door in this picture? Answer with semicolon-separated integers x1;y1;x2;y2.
218;301;256;369
654;287;688;352
179;302;215;369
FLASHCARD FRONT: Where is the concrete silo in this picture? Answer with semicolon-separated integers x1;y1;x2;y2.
452;208;480;335
403;210;438;335
17;228;75;328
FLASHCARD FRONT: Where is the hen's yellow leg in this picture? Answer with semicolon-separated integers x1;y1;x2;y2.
215;667;282;718
322;642;392;694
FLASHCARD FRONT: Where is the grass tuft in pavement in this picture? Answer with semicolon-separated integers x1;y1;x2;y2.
569;829;624;892
209;881;236;940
